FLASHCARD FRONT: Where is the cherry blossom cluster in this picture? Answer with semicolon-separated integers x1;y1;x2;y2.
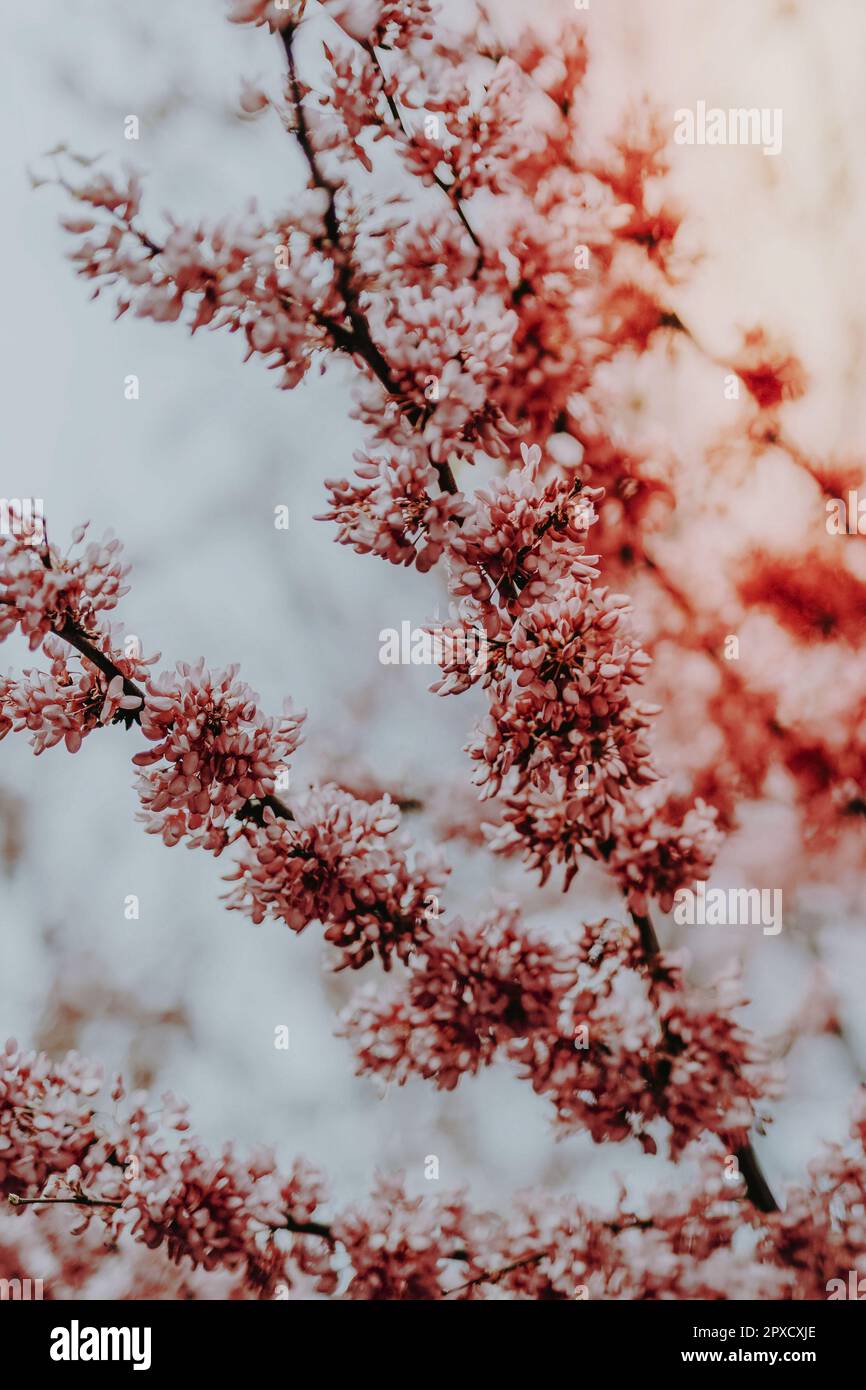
45;5;727;924
2;1037;863;1300
0;1038;334;1297
58;173;339;391
489;778;721;913
0;523;131;650
343;909;776;1152
358;286;520;465
0;634;143;756
0;526;151;752
0;520;766;1234
427;451;721;911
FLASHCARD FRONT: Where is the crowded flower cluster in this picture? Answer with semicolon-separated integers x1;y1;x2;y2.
343;909;778;1153
2;0;864;1298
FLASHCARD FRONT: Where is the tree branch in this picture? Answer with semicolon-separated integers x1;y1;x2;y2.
442;1251;545;1297
52;614;296;824
630;907;779;1213
56;617;144;709
281;27;402;397
8;1192;122;1210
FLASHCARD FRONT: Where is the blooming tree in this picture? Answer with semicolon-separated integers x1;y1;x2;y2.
2;0;866;1298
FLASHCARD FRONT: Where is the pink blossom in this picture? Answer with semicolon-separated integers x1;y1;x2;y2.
134;660;305;848
0;1038;843;1300
319;445;465;572
21;0;866;1300
0;524;131;650
343;912;775;1153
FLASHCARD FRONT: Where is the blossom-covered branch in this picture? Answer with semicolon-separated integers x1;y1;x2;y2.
0;502;777;1198
17;0;866;1291
0;521;446;971
1;1038;859;1299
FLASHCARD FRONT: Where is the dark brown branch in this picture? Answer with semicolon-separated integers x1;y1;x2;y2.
629;908;661;962
56;617;144;709
281;28;402;397
282;1213;335;1243
630;908;779;1214
735;1141;779;1215
281;28;460;500
8;1192;122;1210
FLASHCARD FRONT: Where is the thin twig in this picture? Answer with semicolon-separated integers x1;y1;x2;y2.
280;27;460;499
8;1193;122;1209
364;42;484;272
282;28;401;397
443;1251;545;1296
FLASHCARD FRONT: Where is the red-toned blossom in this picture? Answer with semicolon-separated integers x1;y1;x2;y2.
1;1038;861;1299
343;906;565;1089
17;0;866;1303
333;1178;482;1300
224;784;449;968
1;632;147;755
343;912;775;1153
729;327;808;412
445;457;603;635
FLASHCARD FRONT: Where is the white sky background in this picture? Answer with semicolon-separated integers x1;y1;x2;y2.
2;0;866;1267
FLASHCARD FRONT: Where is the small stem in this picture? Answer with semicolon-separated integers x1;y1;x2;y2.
281;27;462;506
282;28;404;399
434;460;459;495
629;908;661;962
443;1251;545;1296
365;42;484;270
237;792;294;824
281;1214;335;1243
